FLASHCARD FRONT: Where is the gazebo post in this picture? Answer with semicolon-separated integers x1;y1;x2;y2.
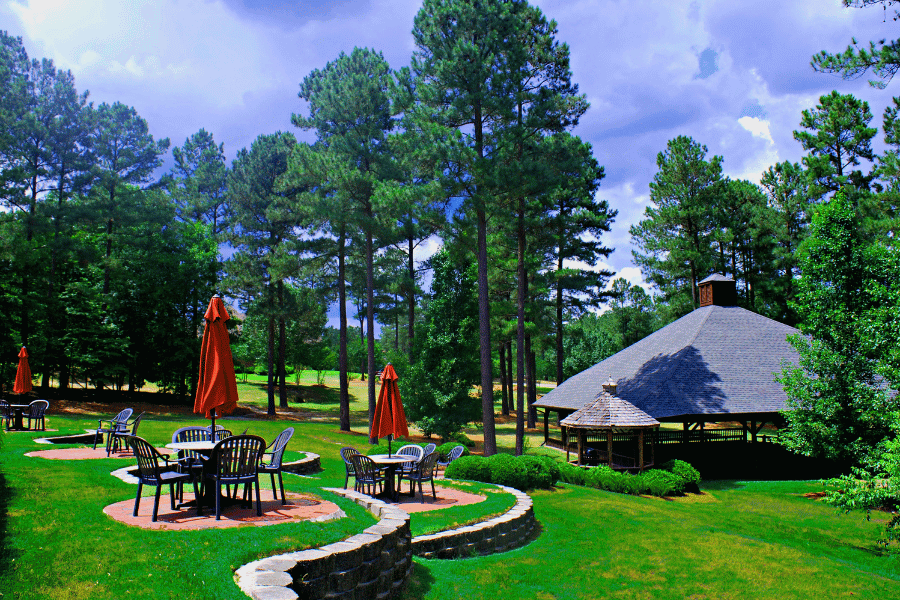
577;429;584;466
651;428;656;466
543;409;549;444
606;429;612;468
638;429;644;472
564;427;570;463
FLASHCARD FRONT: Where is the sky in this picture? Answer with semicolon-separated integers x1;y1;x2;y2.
3;0;899;326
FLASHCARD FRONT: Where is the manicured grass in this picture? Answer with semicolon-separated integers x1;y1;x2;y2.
403;481;900;599
408;479;517;537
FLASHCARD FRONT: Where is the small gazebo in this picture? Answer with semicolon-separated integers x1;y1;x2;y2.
560;378;660;472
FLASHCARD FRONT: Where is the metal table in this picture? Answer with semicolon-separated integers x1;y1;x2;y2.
368;454;418;502
7;404;30;431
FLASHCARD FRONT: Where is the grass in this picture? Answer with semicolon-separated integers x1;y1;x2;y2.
3;386;900;599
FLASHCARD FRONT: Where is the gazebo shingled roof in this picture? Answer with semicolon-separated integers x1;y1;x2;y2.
560;389;660;429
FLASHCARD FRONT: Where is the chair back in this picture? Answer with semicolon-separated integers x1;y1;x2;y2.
1;399;10;417
172;426;213;462
340;446;360;473
264;427;294;469
349;453;379;482
209;435;265;482
111;408;133;431
125;435;165;484
209;425;232;441
423;443;436;455
396;444;424;470
128;412;144;436
28;399;49;418
448;445;465;461
416;452;440;479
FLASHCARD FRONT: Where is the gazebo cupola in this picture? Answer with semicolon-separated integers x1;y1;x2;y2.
698;273;737;307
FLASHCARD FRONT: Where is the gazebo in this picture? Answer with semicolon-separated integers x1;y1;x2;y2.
560;378;660;471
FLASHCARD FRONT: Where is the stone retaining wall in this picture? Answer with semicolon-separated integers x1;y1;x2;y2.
282;452;321;475
411;485;537;559
236;489;411;600
235;484;539;600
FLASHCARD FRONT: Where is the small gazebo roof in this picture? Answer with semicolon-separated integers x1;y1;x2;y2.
560;389;660;430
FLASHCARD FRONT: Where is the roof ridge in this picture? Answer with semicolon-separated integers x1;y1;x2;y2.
684;304;715;350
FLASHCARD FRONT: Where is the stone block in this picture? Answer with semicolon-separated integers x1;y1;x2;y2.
329;566;361;594
250;586;298;600
255;557;297;573
292;574;329;599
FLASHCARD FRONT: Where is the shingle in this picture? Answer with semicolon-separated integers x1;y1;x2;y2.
534;305;801;420
559;390;660;428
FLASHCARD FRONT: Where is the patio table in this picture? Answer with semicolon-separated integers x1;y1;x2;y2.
165;440;249;511
368;454;417;502
7;404;30;431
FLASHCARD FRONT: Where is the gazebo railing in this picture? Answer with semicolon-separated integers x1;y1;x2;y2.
546;427;749;451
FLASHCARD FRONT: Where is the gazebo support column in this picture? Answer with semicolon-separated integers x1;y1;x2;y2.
638;429;644;472
543;409;549;444
606;429;612;468
577;429;584;467
564;427;570;463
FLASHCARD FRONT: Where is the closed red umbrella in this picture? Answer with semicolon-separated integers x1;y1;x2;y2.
13;346;32;395
194;296;238;431
370;364;408;456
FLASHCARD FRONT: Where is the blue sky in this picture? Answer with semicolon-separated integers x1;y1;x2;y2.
3;0;898;325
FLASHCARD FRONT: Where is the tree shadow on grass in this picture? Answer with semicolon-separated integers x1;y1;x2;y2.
244;382;343;405
399;560;435;599
0;470;19;579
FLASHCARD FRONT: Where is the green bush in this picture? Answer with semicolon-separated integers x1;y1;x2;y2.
625;474;649;496
642;469;685;497
662;459;701;492
538;455;561;486
450;432;476;448
445;455;491;483
559;462;586;485
488;453;529;490
519;455;552;490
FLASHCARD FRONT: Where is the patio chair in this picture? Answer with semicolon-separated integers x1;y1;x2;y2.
202;435;266;520
395;444;425;486
93;408;133;455
400;452;440;503
109;412;143;455
26;399;49;431
171;426;214;500
125;435;199;522
0;400;10;430
340;447;360;489
423;443;436;455
209;425;233;441
258;427;294;504
349;454;384;496
436;445;465;474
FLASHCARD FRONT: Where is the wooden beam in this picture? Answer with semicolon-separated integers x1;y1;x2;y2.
607;429;613;468
638;429;645;473
565;427;570;463
543;409;549;444
577;429;584;467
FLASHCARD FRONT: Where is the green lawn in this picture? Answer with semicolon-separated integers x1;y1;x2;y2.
2;396;899;599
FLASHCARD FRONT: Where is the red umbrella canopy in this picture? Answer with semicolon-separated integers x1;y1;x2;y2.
194;296;238;419
370;364;409;442
13;346;32;395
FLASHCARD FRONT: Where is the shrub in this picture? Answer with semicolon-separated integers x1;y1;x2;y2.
519;455;552;490
642;469;685;497
488;453;529;490
450;432;476;448
558;462;586;485
625;474;649;496
445;455;491;483
662;459;701;492
537;455;561;486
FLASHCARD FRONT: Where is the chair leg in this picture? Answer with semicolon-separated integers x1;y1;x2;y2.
255;475;262;516
215;481;222;520
278;472;286;505
419;480;424;503
133;482;143;517
170;483;177;510
152;485;162;522
344;471;349;489
430;478;436;501
196;479;204;516
93;430;100;450
270;472;278;500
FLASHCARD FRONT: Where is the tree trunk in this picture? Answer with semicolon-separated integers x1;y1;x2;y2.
338;226;350;431
366;221;377;444
267;286;276;416
499;341;509;415
506;339;513;416
556;251;564;386
526;335;537;428
515;196;526;456
278;280;288;409
408;232;415;359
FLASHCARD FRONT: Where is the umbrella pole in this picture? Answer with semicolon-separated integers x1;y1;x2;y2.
211;407;216;439
388;435;392;457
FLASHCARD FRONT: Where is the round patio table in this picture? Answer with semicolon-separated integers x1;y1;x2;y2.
165;440;249;512
368;454;417;502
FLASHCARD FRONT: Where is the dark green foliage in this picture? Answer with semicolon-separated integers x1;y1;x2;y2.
777;193;900;465
558;462;586;485
399;250;481;440
641;469;685;497
537;455;561;486
519;455;552;490
487;453;529;490
662;459;702;490
559;312;619;379
444;455;492;484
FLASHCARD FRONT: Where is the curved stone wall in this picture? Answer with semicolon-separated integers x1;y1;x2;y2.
410;485;537;559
